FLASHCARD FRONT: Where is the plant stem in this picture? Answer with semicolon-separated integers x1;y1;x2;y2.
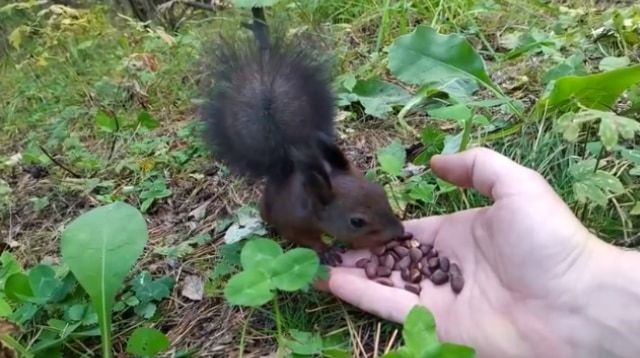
101;316;112;358
374;0;392;54
272;294;284;347
459;115;473;152
238;308;253;358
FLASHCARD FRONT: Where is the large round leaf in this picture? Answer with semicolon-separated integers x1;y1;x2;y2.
60;201;148;357
270;248;319;291
4;273;33;303
240;238;282;272
224;268;274;307
126;327;170;356
388;25;495;91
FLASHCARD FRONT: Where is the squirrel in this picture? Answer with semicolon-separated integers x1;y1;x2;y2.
199;7;404;257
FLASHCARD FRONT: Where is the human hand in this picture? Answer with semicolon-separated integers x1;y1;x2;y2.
323;147;615;357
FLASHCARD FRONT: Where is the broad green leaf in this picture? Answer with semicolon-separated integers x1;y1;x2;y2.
132;271;174;303
67;304;86;321
406;179;435;203
388;25;496;91
137;111;160;129
240;238;283;272
574;182;607;206
285;330;323;355
427;104;472;124
598;116;617;149
377;140;406;177
134;302;157;319
28;265;62;303
210;242;242;280
621;149;640;165
569;159;599;178
403;306;437;356
436;343;476;357
60;201;148;358
224;269;273;307
126;327;170;356
542;53;586;84
10;302;38;324
581;110;639;150
350;79;411;118
0;298;12;317
556;112;581;142
4;273;33;303
270;248;320;291
442;132;463;155
598;56;630;71
631;203;640;215
590;172;625;194
95;111;117;133
540;65;640;110
0;252;22;287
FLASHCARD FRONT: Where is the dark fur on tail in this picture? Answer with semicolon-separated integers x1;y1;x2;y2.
201;7;336;183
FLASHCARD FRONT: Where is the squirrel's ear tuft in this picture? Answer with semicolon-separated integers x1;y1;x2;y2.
302;168;334;207
315;134;350;172
290;147;335;206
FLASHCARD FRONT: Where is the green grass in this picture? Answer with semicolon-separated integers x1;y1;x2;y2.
0;0;639;356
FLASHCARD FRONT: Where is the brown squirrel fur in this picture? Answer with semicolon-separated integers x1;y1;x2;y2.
200;7;404;253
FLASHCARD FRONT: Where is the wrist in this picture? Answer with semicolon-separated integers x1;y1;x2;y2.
555;236;640;357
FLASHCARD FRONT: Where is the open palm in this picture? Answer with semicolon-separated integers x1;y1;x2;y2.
324;148;603;357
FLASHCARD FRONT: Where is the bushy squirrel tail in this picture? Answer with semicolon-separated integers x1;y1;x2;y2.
200;7;336;183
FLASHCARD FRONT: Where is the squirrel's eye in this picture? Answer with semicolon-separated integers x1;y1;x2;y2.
349;217;367;229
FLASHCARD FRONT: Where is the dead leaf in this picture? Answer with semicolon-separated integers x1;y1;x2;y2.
181;275;204;301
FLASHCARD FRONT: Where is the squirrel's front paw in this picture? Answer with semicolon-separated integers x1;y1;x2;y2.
318;244;346;267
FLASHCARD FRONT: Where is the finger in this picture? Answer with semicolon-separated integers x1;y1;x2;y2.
338;216;445;266
430;147;551;200
327;267;419;323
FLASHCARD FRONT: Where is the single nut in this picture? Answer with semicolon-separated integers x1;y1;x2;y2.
382;254;395;269
376;266;392;277
355;258;369;268
409;268;422;283
420;264;431;278
428;257;439;269
404;283;421;295
450;262;462;276
390;251;401;261
409;247;423;262
365;262;377;279
430;269;449;285
396;256;411;270
409;239;421;248
450;272;464;294
400;268;411;282
393;246;409;256
385;240;399;249
439;256;450;272
374;277;394;287
419;244;433;255
372;245;386;256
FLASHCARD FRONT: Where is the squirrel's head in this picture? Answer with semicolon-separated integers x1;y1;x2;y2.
296;135;404;248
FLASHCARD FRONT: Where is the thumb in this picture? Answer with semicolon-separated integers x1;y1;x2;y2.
430;147;550;200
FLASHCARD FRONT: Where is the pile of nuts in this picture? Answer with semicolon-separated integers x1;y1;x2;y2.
355;233;464;295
